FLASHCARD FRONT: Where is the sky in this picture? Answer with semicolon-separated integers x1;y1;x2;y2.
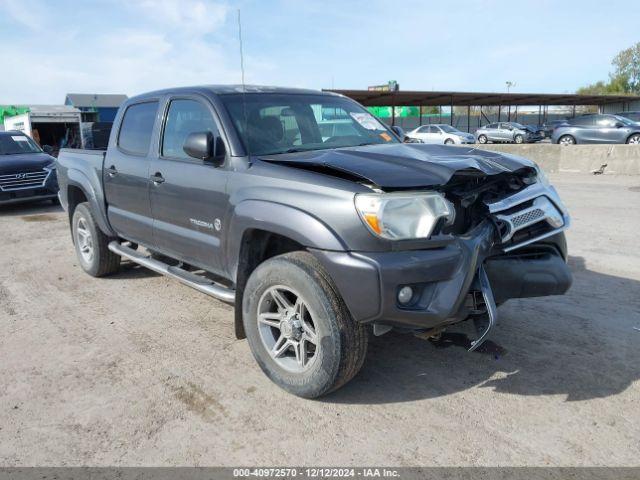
1;0;639;104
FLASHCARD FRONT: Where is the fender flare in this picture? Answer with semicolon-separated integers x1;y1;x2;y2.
225;199;346;279
65;168;116;237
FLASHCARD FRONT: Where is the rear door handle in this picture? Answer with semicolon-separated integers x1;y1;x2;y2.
106;165;118;177
150;172;165;185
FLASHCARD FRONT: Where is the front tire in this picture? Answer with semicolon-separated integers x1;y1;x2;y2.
444;138;455;145
514;134;524;144
72;202;120;277
627;133;640;144
558;135;576;146
242;251;368;398
478;135;487;144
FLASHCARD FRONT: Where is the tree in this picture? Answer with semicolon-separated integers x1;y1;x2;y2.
612;43;640;93
577;42;640;95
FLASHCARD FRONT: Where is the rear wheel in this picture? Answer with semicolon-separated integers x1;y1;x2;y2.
627;133;640;144
558;135;576;146
478;135;487;144
242;251;368;398
72;202;120;277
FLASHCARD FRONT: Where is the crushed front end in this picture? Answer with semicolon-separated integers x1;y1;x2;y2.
313;166;572;350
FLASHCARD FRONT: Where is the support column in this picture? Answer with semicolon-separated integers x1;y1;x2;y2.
450;96;454;126
419;106;423;126
467;105;471;133
498;105;501;122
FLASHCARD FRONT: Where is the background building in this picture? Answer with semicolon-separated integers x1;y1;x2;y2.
64;93;128;123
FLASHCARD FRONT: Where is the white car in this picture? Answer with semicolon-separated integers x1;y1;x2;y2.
406;124;476;145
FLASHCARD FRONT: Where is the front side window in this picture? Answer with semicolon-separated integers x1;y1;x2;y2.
596;115;618;128
220;93;398;156
486;123;498;129
440;125;458;133
162;99;218;159
0;134;42;155
118;101;158;155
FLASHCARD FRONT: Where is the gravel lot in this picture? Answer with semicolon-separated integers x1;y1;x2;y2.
1;173;639;467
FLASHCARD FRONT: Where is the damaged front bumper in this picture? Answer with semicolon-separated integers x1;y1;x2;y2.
312;182;572;343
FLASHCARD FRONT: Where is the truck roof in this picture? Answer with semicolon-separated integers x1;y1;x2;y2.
126;85;341;103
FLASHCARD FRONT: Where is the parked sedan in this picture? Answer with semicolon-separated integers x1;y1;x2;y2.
475;122;543;144
406;124;475;144
552;114;640;145
0;131;58;205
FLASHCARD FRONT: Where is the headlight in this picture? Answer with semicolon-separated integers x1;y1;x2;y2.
354;192;455;240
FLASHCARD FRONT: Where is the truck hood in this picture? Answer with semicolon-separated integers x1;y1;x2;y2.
259;143;536;188
0;152;55;175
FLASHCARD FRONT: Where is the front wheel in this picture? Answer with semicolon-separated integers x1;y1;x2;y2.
72;202;120;277
627;134;640;144
444;138;455;145
514;134;524;144
477;135;487;144
558;135;576;146
242;251;368;398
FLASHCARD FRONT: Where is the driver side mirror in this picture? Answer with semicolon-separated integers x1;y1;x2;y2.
183;131;226;165
390;125;412;142
42;145;54;155
615;121;624;128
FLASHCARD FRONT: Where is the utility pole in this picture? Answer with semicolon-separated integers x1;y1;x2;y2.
506;81;516;93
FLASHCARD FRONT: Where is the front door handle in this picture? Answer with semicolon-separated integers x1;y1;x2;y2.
150;172;165;185
106;165;118;177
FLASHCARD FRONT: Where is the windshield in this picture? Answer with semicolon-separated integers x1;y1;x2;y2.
613;115;636;126
439;125;461;134
0;133;42;155
220;93;399;155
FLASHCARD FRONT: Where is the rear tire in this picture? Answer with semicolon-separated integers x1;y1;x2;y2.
627;133;640;144
478;135;487;144
72;202;120;277
242;251;368;398
558;135;576;146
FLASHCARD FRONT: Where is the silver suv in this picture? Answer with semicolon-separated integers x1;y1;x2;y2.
476;122;543;144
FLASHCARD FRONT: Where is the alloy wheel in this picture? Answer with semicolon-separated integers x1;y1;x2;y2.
628;134;640;144
76;217;94;264
257;285;318;372
559;135;575;146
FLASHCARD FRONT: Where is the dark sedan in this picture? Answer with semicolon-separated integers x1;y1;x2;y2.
0;131;58;205
551;114;640;145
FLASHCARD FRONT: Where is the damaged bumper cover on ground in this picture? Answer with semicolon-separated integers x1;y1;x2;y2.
312;182;572;333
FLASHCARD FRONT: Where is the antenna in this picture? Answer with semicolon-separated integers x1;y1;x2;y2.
237;9;251;158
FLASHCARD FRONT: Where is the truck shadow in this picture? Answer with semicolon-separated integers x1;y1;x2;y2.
327;256;640;404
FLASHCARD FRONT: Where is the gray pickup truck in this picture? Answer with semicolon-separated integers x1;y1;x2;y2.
56;85;572;398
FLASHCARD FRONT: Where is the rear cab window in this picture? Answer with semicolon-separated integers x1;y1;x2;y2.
118;101;159;155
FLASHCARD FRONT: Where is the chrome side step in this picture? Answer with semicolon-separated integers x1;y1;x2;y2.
468;265;498;352
108;241;235;304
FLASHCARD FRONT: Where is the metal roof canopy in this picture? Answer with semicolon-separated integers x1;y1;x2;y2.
327;89;640;107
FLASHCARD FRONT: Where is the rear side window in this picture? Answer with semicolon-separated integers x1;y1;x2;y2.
569;116;594;126
118;101;158;155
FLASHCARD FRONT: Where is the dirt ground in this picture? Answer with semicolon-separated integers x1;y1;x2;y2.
0;173;639;467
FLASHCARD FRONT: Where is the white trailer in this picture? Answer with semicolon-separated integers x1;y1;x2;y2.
3;105;83;154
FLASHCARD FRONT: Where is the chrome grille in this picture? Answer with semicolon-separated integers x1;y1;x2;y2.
510;208;545;228
0;170;50;191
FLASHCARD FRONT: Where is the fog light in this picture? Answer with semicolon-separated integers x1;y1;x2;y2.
398;286;414;305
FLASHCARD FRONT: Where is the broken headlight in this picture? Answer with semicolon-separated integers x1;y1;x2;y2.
354;192;455;240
